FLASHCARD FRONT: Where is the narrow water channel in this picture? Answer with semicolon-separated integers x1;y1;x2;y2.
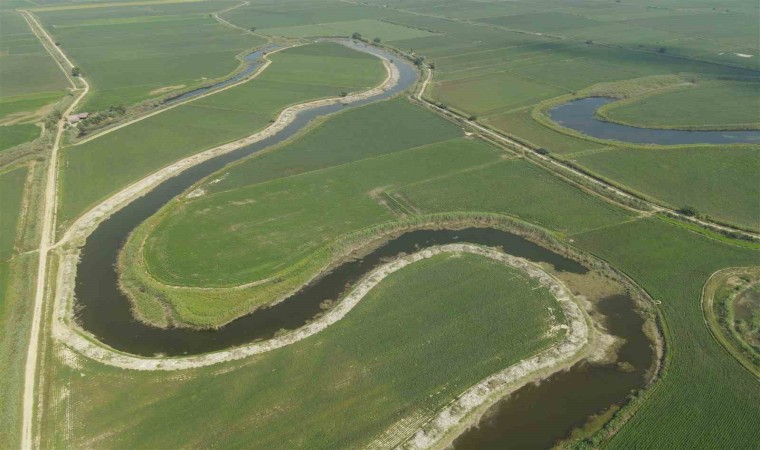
549;97;760;145
72;42;655;449
163;44;281;104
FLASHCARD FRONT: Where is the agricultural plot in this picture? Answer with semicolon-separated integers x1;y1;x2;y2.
573;218;760;449
0;11;68;148
0;167;27;262
0;124;39;152
398;159;634;234
205;98;463;192
35;1;265;111
142;138;495;287
46;252;566;449
123;99;633;326
482;108;604;154
0;165;29;448
576;145;760;230
57;42;384;232
261;20;435;42
430;72;567;117
599;80;760;129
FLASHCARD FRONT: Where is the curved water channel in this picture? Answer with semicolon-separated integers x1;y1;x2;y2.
72;42;654;448
550;97;760;145
164;44;281;104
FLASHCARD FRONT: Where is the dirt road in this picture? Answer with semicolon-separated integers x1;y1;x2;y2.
18;9;90;450
415;68;759;242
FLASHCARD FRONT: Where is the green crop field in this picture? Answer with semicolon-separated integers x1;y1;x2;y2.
205;98;464;192
123;98;634;326
0;11;68;101
574;218;760;448
143;138;495;288
576;145;760;230
0;167;26;261
57;41;384;233
36;0;265;111
599;80;760;129
0;165;29;449
44;252;566;449
0;11;67;148
399;159;634;234
0;124;39;152
10;1;760;449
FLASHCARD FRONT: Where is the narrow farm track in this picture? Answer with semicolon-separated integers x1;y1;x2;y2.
415;69;760;242
20;36;399;448
17;10;90;450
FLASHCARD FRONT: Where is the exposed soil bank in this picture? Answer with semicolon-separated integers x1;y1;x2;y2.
451;293;653;449
67;227;585;359
549;97;760;145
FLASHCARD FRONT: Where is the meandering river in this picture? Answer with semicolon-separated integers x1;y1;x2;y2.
550;97;760;145
72;42;654;449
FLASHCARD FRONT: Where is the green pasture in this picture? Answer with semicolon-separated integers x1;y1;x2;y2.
143;137;494;287
36;3;264;111
483;108;603;154
57;42;384;233
262;19;434;42
0;124;39;152
600;80;760;129
431;72;567;117
47;252;565;449
399;158;634;234
574;218;760;449
0;11;68;100
0;91;63;123
0;167;26;261
220;1;410;31
207;98;463;192
576;145;760;230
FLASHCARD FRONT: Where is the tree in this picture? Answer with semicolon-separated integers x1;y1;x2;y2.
658;47;667;53
71;66;81;77
585;39;593;45
536;147;550;155
468;115;477;121
340;91;348;97
250;27;256;32
351;32;362;40
677;205;699;216
428;62;436;70
373;37;381;44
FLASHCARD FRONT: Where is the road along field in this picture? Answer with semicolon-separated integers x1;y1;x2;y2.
34;0;265;111
56;41;387;235
574;145;760;230
0;10;70;151
221;0;760;236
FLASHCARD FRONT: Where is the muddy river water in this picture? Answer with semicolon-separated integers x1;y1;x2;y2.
73;42;655;448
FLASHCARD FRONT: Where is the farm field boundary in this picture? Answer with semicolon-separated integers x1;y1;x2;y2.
413;68;760;242
701;267;760;377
